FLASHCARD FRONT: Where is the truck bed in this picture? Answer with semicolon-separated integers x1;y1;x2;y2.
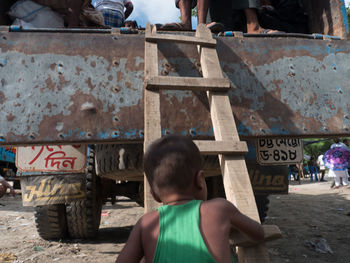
0;29;349;145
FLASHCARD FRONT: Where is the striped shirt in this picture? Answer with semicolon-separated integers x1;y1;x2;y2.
94;0;132;15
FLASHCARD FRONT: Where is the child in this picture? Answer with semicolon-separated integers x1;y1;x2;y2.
116;135;264;263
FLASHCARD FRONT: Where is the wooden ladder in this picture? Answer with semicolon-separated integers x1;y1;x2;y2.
143;23;281;263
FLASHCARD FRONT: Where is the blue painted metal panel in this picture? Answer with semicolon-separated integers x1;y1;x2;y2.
0;147;15;163
0;31;349;145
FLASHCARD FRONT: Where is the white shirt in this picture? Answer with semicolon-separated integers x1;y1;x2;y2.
330;142;347;149
0;175;4;182
317;155;325;170
94;0;132;15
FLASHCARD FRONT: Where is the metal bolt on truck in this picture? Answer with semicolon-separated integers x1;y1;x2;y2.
0;0;349;259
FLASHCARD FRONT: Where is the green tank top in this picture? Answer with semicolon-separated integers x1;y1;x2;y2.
153;200;217;263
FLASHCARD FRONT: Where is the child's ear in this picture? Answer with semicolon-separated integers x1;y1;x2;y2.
195;170;205;189
150;188;162;203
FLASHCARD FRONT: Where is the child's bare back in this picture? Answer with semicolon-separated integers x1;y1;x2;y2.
116;135;264;263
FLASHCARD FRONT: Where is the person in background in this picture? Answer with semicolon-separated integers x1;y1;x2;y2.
330;138;347;149
329;138;349;189
288;164;299;181
115;135;264;263
343;139;350;181
0;175;15;198
317;153;326;182
93;0;133;27
308;156;318;182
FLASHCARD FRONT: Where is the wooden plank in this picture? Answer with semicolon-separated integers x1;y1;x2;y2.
193;140;248;155
195;24;270;263
144;23;161;213
146;34;216;47
144;76;230;91
231;225;282;247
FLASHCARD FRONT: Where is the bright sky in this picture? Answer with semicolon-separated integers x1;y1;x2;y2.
347;0;350;6
128;0;181;27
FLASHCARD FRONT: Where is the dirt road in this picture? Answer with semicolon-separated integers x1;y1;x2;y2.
0;177;349;263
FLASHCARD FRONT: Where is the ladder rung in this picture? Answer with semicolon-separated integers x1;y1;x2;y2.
231;225;282;247
144;76;231;91
193;140;248;155
145;34;216;47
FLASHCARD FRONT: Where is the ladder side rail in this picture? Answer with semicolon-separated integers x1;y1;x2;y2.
195;24;270;263
144;23;161;212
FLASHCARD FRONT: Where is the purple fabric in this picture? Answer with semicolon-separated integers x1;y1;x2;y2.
323;147;350;171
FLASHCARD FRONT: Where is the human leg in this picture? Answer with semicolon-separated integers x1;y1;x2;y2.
67;0;84;27
98;8;124;27
245;8;264;33
197;0;209;25
342;171;349;186
178;0;193;29
334;173;341;187
231;0;279;33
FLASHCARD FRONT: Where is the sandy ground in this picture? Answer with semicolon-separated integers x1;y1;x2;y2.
0;176;349;263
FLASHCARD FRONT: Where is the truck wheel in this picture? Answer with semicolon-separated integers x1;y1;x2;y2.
34;204;67;240
206;177;270;223
66;146;102;238
254;194;270;223
95;144;143;176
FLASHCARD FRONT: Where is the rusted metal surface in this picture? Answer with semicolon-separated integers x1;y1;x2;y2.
0;31;350;145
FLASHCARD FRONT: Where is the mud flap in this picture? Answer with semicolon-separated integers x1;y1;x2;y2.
21;174;86;206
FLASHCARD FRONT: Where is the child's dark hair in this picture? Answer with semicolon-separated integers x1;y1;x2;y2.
143;135;202;194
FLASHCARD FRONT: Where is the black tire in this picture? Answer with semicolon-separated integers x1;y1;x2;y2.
95;144;220;178
13;180;21;190
34;204;67;240
254;194;270;223
95;144;143;177
94;144;270;221
66;146;102;239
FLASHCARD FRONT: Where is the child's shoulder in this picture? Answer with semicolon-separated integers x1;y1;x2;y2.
138;210;159;228
202;198;238;215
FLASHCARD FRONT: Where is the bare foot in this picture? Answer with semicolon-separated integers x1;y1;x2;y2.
247;26;279;34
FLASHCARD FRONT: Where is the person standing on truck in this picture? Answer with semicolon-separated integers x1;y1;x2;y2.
116;135;264;263
161;0;223;32
209;0;280;33
0;175;15;198
93;0;133;27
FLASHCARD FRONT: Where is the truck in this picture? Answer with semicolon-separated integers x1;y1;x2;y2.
0;0;349;241
0;146;18;188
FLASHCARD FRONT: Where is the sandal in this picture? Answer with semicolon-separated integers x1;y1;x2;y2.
160;22;189;31
207;22;224;33
259;29;284;34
